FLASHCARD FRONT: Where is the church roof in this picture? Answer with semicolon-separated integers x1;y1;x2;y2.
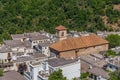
50;34;109;52
55;25;67;30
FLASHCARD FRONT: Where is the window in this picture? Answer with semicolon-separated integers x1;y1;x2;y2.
5;59;7;62
8;53;11;57
49;67;54;74
30;67;33;74
109;65;113;68
42;51;45;53
31;75;32;79
61;32;64;36
16;64;18;67
7;53;11;62
45;47;47;49
33;42;35;44
23;38;26;41
75;49;79;53
36;59;39;61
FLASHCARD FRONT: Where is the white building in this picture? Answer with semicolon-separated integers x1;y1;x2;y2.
0;45;12;63
11;32;51;48
106;56;120;71
38;42;52;56
24;58;81;80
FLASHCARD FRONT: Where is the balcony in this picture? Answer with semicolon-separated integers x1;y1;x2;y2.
0;62;13;68
0;62;14;72
38;70;49;80
24;71;31;80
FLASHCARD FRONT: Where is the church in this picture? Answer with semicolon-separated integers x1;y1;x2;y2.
50;25;109;59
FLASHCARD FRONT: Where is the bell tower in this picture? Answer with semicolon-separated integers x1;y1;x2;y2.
55;25;67;40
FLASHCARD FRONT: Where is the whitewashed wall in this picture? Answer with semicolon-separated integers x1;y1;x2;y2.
60;61;80;80
30;64;43;80
42;47;50;56
0;52;12;63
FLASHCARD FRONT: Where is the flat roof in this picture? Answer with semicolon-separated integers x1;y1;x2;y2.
15;56;33;62
88;67;109;79
11;32;50;41
11;34;24;39
39;42;52;47
3;40;31;48
0;71;26;80
30;34;49;41
14;52;24;56
80;55;100;64
0;46;12;53
32;53;46;59
108;56;120;68
80;54;107;68
46;58;78;67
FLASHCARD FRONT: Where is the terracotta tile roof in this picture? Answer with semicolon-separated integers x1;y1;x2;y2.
50;35;109;52
55;25;67;30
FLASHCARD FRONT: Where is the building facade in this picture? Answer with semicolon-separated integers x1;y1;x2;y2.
50;34;109;59
24;58;81;80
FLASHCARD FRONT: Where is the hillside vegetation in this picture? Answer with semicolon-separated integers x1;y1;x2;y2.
0;0;120;43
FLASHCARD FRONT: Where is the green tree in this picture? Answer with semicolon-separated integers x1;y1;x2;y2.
0;27;3;34
0;0;119;42
109;70;120;80
106;34;120;48
48;69;66;80
1;32;11;40
80;72;89;80
106;50;116;57
0;68;3;76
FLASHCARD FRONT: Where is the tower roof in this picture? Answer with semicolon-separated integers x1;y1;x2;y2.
55;25;67;31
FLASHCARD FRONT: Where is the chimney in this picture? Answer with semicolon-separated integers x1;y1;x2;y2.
21;38;24;42
78;59;80;62
71;57;74;59
94;58;97;61
13;55;17;61
89;65;93;69
117;57;119;61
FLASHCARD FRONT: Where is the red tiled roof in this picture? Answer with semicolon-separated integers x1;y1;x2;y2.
55;25;67;30
50;35;109;52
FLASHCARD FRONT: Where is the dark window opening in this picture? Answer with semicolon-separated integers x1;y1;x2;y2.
61;32;64;36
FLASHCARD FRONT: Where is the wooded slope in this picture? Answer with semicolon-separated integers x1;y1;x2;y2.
0;0;120;42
